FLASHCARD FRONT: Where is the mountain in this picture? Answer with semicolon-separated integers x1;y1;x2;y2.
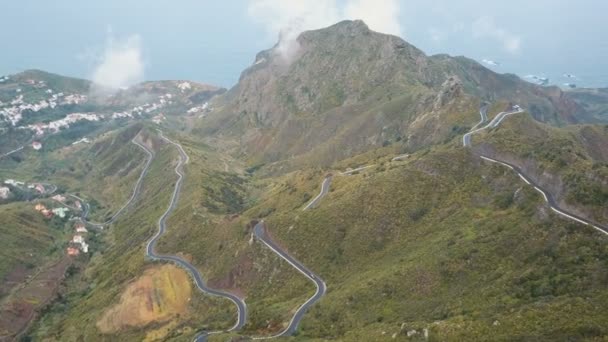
1;20;607;342
198;20;595;170
567;87;608;121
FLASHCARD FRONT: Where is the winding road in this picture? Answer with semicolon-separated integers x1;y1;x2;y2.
0;145;24;160
463;105;522;147
464;105;608;236
252;221;327;339
143;131;247;342
76;138;154;228
391;154;410;162
303;176;332;210
340;165;375;175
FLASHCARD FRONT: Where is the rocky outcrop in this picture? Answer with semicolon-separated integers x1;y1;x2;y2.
433;76;463;111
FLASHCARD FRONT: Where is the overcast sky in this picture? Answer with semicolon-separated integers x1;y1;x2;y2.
1;0;606;88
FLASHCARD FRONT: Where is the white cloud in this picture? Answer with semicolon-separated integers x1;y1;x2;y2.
472;16;521;54
248;0;340;61
90;32;144;90
344;0;402;37
247;0;403;61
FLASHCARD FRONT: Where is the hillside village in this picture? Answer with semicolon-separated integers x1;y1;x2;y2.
0;76;217;150
1;76;216;140
2;177;92;257
33;195;91;256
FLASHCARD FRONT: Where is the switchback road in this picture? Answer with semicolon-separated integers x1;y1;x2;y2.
144;131;246;341
81;138;154;228
464;106;608;236
463;105;523;147
252;221;326;339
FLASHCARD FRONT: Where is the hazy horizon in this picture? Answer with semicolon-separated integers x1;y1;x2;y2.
1;0;606;88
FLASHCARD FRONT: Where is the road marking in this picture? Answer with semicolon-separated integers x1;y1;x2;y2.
518;173;531;185
591;225;608;236
533;186;549;202
550;207;589;226
480;155;514;170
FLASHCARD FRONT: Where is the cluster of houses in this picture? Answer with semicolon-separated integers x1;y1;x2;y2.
0;90;87;128
30;193;91;256
25;112;101;136
34;203;54;218
67;222;89;256
34;203;70;219
152;113;166;124
112;93;174;121
4;179;46;194
186;101;209;114
1;76;218;138
51;194;82;210
177;81;192;92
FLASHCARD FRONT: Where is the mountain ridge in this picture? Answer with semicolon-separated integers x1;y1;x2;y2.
198;20;596;171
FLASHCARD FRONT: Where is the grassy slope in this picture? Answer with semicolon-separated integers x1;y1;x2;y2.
150;136;608;340
0;202;66;299
28;129;235;341
153;133;313;335
0;124;149;221
479;113;608;223
242;146;608;341
19;119;608;341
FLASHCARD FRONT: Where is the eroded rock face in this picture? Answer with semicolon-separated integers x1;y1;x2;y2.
434;76;463;111
229;20;428;128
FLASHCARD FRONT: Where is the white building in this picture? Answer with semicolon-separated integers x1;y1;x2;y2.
177;82;191;91
4;179;24;186
52;194;67;202
0;186;10;199
32;141;42;150
52;207;69;218
72;235;84;244
81;242;89;253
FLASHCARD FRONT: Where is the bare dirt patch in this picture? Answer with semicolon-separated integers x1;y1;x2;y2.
0;257;72;341
96;264;192;333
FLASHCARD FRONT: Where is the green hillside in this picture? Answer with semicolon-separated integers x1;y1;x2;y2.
0;202;65;300
477;113;608;223
1;19;607;342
